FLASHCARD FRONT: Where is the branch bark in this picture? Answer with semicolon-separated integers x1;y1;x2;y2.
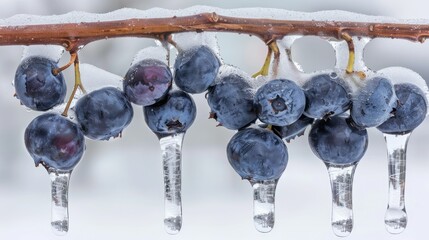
0;13;429;51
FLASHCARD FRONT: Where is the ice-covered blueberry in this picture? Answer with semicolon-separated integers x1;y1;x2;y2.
144;89;196;137
14;56;66;111
302;73;351;119
174;45;220;94
24;113;85;171
377;83;427;134
227;128;288;181
254;79;306;126
75;87;134;140
309;115;368;165
123;59;172;106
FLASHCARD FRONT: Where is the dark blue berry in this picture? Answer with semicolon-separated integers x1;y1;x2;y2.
227;128;288;181
302;73;351;119
75;87;134;140
272;115;314;142
254;79;306;126
174;45;220;94
24;113;85;171
377;83;427;134
351;77;398;128
123;59;172;106
144;89;196;138
207;73;257;130
308;116;368;165
14;56;66;111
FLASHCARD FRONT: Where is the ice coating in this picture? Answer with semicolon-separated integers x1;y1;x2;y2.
2;7;429;27
274;36;306;85
22;45;65;62
131;46;168;66
173;32;221;61
377;67;429;114
329;36;374;93
79;63;123;92
216;64;255;95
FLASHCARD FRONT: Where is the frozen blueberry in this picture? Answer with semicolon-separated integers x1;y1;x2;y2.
377;83;427;134
254;79;306;126
207;73;257;130
302;73;351;119
144;89;196;138
227;128;288;181
14;56;66;111
174;45;220;94
351;77;398;128
309;116;368;165
123;59;172;106
75;87;134;140
24;113;85;171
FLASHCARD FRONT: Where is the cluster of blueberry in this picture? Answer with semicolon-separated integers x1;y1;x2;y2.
13;36;429;235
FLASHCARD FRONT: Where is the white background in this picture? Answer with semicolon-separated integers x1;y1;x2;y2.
1;1;429;239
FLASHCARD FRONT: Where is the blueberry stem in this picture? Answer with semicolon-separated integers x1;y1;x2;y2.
159;132;185;234
52;52;77;75
325;162;357;237
62;53;86;117
252;46;272;78
383;133;411;234
49;169;72;235
250;179;277;233
341;32;355;74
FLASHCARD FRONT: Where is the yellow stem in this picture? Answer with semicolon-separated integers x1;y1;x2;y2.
252;46;273;78
61;53;86;117
341;32;355;74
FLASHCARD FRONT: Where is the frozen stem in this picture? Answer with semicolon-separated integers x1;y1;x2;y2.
341;32;355;74
52;52;77;75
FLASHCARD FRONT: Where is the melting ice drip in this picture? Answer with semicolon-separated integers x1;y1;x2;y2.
251;179;278;233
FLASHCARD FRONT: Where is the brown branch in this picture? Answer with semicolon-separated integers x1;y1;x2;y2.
0;13;429;51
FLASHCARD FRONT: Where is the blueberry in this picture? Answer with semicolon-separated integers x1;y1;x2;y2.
24;113;85;171
254;79;306;126
351;77;398;128
377;83;427;134
308;115;368;165
207;73;257;130
302;73;351;119
144;89;196;138
174;45;220;94
272;115;314;142
227;128;288;181
123;59;172;106
14;56;66;111
75;87;134;140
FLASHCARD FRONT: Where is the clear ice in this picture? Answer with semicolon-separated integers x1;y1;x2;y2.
325;162;357;237
159;133;185;234
49;169;72;235
250;179;278;233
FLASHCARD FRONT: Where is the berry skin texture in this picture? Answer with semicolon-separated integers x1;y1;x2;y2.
351;77;398;128
302;73;351;119
227;128;288;181
377;83;428;135
272;115;314;142
174;45;220;94
207;73;257;130
75;87;134;141
309;116;368;165
123;59;172;106
24;113;85;171
254;79;306;126
14;56;66;111
144;89;196;137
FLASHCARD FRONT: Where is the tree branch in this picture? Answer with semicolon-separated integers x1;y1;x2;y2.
0;13;429;51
